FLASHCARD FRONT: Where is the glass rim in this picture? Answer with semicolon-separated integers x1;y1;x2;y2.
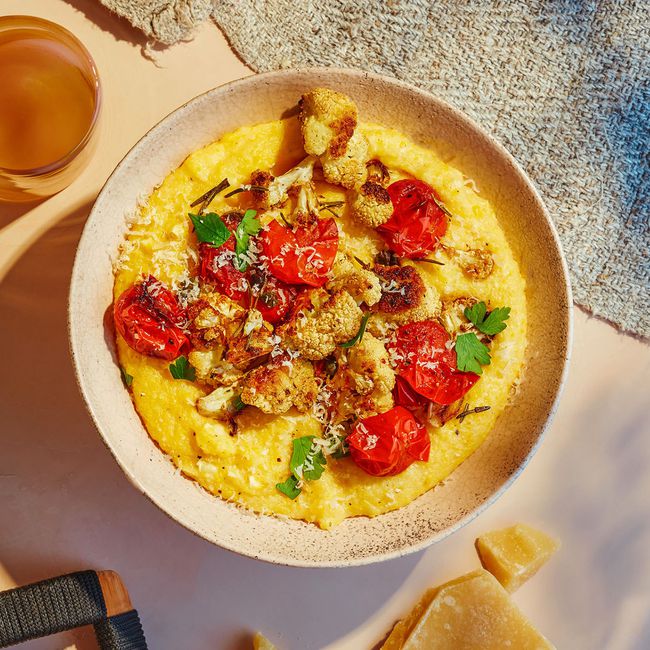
0;15;102;177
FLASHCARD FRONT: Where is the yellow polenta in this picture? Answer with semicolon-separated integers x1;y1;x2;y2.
114;118;527;529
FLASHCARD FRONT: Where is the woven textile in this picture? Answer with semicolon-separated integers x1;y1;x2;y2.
98;0;650;337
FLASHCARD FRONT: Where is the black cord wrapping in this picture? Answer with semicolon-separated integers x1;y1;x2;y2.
0;570;148;649
0;570;105;647
95;610;148;650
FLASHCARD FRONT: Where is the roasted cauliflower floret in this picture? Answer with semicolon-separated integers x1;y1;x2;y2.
278;289;363;360
439;295;495;344
350;181;393;228
249;156;316;209
196;385;240;420
225;325;275;371
374;264;441;325
326;252;381;306
299;88;358;158
321;130;368;189
459;247;495;279
365;159;390;186
240;356;318;414
336;333;395;419
187;291;246;349
188;349;242;388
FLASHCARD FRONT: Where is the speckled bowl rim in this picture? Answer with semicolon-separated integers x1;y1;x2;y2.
69;68;573;567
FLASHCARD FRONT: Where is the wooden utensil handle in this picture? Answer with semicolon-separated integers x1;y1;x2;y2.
0;569;147;649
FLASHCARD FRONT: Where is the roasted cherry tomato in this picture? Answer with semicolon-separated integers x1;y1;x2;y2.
260;217;338;287
378;179;448;258
388;320;479;405
248;270;295;324
114;276;189;360
198;212;249;304
347;406;430;477
393;375;429;412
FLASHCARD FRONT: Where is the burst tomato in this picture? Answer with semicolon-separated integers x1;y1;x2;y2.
114;276;189;360
388;320;479;405
347;406;430;477
248;270;295;324
198;213;249;304
378;179;448;258
260;217;338;286
393;375;429;412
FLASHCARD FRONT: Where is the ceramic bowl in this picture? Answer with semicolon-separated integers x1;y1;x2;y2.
69;68;572;567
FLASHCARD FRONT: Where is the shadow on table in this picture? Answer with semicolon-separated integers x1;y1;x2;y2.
0;204;420;649
0;199;47;229
64;0;170;54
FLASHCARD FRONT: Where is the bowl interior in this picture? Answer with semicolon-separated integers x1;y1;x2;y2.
69;69;571;567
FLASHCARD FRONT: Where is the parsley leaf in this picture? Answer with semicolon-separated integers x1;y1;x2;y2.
232;395;246;413
276;475;301;499
234;209;261;271
120;367;133;387
464;301;510;335
189;212;231;247
276;435;328;499
340;313;370;348
169;356;196;381
454;333;491;374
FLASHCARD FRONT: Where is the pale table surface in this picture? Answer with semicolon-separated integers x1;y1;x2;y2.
1;2;649;649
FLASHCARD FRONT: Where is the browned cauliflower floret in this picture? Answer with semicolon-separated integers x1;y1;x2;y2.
335;333;395;419
326;252;381;306
374;264;441;325
225;326;275;371
365;159;391;186
321;130;368;189
188;290;247;349
439;295;494;345
278;289;363;360
440;244;495;280
460;247;495;279
249;157;317;209
240;356;318;414
249;169;274;209
350;181;393;228
299;88;358;157
189;349;242;388
196;384;240;421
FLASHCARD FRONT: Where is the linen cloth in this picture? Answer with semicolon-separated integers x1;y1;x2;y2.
98;0;650;338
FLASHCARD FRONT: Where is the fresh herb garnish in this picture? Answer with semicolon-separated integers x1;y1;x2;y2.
169;356;196;381
340;313;370;348
464;302;510;335
353;255;370;269
320;200;345;218
232;395;246;413
190;178;230;213
189;212;231;247
454;332;491;374
456;403;491;423
279;212;292;229
276;436;327;500
234;209;262;271
327;432;349;459
276;475;301;499
412;257;445;266
120;367;133;387
224;184;269;198
432;196;454;219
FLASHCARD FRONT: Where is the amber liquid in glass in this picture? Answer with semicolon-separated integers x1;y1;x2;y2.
0;29;95;171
